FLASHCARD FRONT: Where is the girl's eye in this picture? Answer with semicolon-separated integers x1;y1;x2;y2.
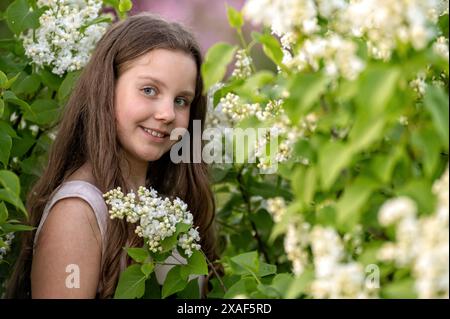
175;97;189;107
142;87;157;96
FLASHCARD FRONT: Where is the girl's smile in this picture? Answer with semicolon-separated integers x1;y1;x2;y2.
114;48;197;163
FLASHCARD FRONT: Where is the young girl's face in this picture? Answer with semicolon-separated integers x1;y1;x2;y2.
115;48;197;164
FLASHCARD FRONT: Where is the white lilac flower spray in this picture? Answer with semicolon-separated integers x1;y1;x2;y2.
103;186;212;299
104;186;201;258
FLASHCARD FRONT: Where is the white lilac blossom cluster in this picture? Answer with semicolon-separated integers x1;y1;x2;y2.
266;197;375;298
214;93;315;169
104;186;201;258
231;49;253;79
0;233;15;262
243;0;448;77
282;34;365;80
377;166;449;298
337;0;448;60
21;0;108;76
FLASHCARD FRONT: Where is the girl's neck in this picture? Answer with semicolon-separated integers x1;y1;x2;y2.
120;154;149;192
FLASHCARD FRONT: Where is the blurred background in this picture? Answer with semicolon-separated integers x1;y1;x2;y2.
131;0;246;54
1;0;272;75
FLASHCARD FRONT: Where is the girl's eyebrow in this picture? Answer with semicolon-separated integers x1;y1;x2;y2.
137;75;195;98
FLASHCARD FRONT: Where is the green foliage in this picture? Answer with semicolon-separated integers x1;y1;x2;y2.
0;0;448;300
201;42;237;94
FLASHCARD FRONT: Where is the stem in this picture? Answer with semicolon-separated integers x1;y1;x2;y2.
236;166;271;264
201;250;227;293
237;29;258;73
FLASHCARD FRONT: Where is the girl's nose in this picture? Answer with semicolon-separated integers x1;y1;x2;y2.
153;98;176;123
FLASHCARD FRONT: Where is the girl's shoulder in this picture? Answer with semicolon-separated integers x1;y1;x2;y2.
33;179;109;254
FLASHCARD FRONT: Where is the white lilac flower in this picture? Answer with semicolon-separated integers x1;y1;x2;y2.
433;36;449;60
21;0;108;76
378;196;417;227
243;0;319;37
410;72;428;96
29;124;40;136
338;0;442;60
286;34;365;80
104;186;201;257
310;262;370;299
0;233;15;262
315;0;347;19
266;197;286;222
9;112;19;123
284;223;310;276
283;222;376;298
377;167;449;298
231;49;253;79
219;93;261;122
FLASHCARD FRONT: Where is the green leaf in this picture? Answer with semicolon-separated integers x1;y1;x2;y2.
370;147;404;184
335;176;379;232
0;170;27;217
230;251;260;276
348;114;386;153
143;274;161;299
0;70;7;87
161;266;189;298
0;170;19;195
201;43;237;94
114;264;146;299
180;249;208;278
226;4;243;29
292;165;317;207
257;283;281;298
0;130;12;167
14;74;41;95
3;90;33;114
381;278;417;298
0;121;18;138
0;72;20;89
411;128;441;178
57;71;81;102
38;68;63;90
176;277;200;299
251;32;284;67
1;223;34;232
141;262;154;278
356;65;400;116
397;179;436;215
21;6;47;30
271;273;294;296
24;99;60;125
126;247;149;263
0;201;8;224
235;70;275;99
118;0;132;12
285;72;329;124
248;180;292;200
224;277;257;298
319;141;354;190
80;16;112;33
285;268;314;298
160;234;177;252
6;0;29;34
424;85;449;148
257;262;277;277
175;222;191;235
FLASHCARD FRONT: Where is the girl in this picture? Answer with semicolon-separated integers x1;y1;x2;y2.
6;12;219;299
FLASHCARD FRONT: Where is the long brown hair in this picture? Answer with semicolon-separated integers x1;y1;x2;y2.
5;12;219;298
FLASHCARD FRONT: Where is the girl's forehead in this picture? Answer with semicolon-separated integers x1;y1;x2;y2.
119;49;197;88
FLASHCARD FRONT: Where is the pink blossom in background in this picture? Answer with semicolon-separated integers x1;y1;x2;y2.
131;0;247;53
